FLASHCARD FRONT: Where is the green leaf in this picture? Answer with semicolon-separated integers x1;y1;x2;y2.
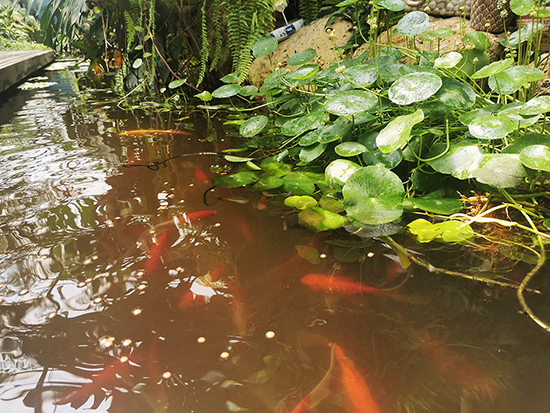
212;84;241;98
326;90;378;116
471;58;513;79
253;175;284;190
519;145;550;172
499;103;541;128
459;104;502;125
298;207;348;232
435;77;476;109
436;221;475;243
240;115;268;137
427;140;484;179
388;73;442;105
419;28;453;41
343;165;405;225
408;219;442;243
394;11;430;36
299;143;328;163
220;72;240;83
168;78;187;89
287;49;317;65
253;36;278;58
502;132;550;154
132;58;143;69
295;245;321;264
283;180;316;195
325;159;362;191
343;65;378;87
468;115;517;140
212;172;259;188
520;96;550;116
239;85;258;96
463;31;488;50
336;0;359;5
319;196;345;213
359;131;403;169
284;196;318;210
316;118;353;144
500;22;545;48
434;52;462;69
195;91;212;102
281;111;327;136
376;109;424;153
224;155;254;162
413;198;463;215
289;64;319;80
374;0;406;11
472;154;527;188
510;0;535;16
450;49;490;78
335;142;367;157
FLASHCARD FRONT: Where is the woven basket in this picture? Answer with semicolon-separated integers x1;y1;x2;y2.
470;0;513;33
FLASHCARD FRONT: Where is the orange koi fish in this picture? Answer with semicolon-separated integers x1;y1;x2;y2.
333;344;380;413
177;209;217;225
144;231;170;274
301;274;389;296
195;167;210;184
119;130;192;136
255;196;268;210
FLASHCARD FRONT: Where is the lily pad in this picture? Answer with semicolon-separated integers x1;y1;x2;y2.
374;0;406;11
408;219;442;243
376;109;424;153
458;104;502;125
298;207;348;232
325;159;362;191
299;143;328;163
388;72;442;105
436;221;475;243
281;111;327;136
434;52;462;69
502;132;550;154
468;115;517;140
471;58;513;79
343;65;378;87
343;165;405;225
335;142;367;157
435;77;476;109
510;0;535;15
359;131;403;169
500;22;544;48
519;145;550;172
472;154;527;188
212;172;259;188
212;84;241;98
394;11;430;36
284;196;318;210
488;66;544;94
427;139;484;179
326;90;378;116
283;180;316;195
413;198;463;215
498;104;541;128
289;64;319;80
240;115;268;138
317;118;353;144
520;96;550;116
253;36;278;58
287;49;317;66
253;175;284;190
464;31;488;50
420;28;454;41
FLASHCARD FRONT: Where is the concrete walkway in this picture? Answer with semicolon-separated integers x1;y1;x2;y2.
0;50;56;94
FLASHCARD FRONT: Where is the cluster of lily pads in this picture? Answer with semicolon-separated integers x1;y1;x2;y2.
202;0;550;242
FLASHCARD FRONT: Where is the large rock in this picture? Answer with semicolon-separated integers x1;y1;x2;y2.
247;16;354;87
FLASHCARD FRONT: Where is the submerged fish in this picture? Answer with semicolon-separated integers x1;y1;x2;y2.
153;209;217;233
119;129;191;136
301;274;389;296
195;167;210;184
144;231;170;274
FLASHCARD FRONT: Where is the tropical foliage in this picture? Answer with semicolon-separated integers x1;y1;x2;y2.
0;3;44;50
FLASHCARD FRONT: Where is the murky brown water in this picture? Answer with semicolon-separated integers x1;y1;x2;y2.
0;60;549;413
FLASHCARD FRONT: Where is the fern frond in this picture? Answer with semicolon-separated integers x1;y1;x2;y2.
299;0;320;24
196;0;209;86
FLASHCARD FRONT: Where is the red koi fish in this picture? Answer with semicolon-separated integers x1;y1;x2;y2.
176;209;217;225
333;344;380;413
255;196;268;210
119;129;191;136
301;274;388;296
195;167;210;184
144;231;170;274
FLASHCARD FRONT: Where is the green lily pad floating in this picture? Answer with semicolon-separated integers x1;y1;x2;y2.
427;139;484;179
489;66;545;94
319;196;345;213
388;72;442;105
436;221;475;243
376;109;424;153
212;84;241;98
284;195;318;210
500;22;544;48
408;219;442;243
298;206;348;232
290;64;319;80
472;154;527;188
394;11;430;36
281;111;327;136
287;48;317;66
374;0;406;11
434;52;462;69
253;36;278;58
343;65;378;87
468;115;516;140
326;90;378;116
240;115;268;138
335;142;367;157
219;72;240;83
283;180;316;195
299;142;328;163
519;145;550;172
343;165;405;225
463;31;488;50
520;96;550;116
413;198;463;215
253;175;285;190
325;159;362;191
510;0;535;16
419;28;453;41
212;172;259;188
471;58;513;79
435;77;476;109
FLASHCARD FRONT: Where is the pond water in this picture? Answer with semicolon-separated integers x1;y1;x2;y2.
0;60;549;413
